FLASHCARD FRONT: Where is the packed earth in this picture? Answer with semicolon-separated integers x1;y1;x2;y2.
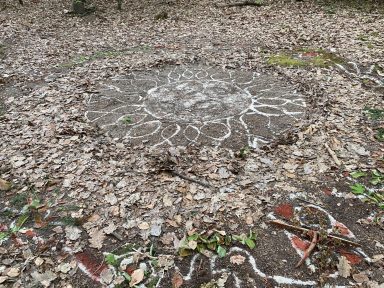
0;0;383;287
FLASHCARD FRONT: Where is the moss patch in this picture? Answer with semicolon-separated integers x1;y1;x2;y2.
268;49;344;68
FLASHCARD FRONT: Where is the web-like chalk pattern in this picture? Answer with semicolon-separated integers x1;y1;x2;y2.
86;66;306;149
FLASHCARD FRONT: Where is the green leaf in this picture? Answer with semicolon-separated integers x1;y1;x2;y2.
179;248;192;257
187;233;199;241
11;213;29;232
122;272;131;281
350;171;367;179
245;238;256;249
105;253;117;266
376;128;384;142
0;232;9;240
197;243;206;253
350;183;365;195
217;245;226;257
207;242;217;251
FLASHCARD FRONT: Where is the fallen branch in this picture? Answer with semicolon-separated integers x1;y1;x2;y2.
295;231;318;267
324;143;342;166
169;170;212;188
217;0;263;8
269;219;361;247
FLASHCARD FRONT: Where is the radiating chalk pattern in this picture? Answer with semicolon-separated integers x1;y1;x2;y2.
86;66;306;149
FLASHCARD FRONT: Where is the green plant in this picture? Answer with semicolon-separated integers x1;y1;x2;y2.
375;128;384;142
349;170;384;210
268;54;308;67
179;229;257;258
364;107;384;120
238;146;251;158
121;116;132;124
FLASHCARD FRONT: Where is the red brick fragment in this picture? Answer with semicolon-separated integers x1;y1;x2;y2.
75;251;108;281
334;222;351;236
290;235;310;251
274;203;294;220
339;249;362;265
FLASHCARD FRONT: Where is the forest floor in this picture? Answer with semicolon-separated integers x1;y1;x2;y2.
0;0;383;287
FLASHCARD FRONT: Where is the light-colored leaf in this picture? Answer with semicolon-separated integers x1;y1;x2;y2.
337;256;352;278
188;240;197;250
0;178;11;191
172;271;183;288
230;254;246;265
129;268;144;287
88;228;105;249
138;222;150;230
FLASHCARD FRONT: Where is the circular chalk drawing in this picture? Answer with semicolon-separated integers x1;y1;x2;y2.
146;80;250;121
86;66;306;149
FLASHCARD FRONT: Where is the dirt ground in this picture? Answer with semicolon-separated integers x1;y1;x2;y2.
0;0;383;287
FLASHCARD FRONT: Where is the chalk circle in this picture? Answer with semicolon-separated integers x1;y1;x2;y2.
145;80;251;122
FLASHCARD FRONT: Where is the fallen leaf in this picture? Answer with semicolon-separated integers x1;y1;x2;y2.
57;263;71;274
7;267;20;277
100;268;114;284
172;271;183;288
0;178;11;191
103;223;116;234
138;222;150;230
88;228;105;249
65;226;82;241
35;257;44;266
129;268;144;287
163;194;173;206
31;270;57;287
352;272;369;283
337;256;352;278
0;276;7;284
230;254;246;265
188;240;197;250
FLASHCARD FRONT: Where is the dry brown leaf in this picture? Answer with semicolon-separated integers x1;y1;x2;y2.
352;272;369;283
138;222;150;230
129;269;144;287
88;228;105;249
0;178;11;191
337;256;352;278
230;254;246;265
172;271;183;288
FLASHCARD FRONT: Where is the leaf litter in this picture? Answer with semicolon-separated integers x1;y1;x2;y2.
0;0;384;287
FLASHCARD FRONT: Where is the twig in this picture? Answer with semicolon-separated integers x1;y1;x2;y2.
295;231;318;267
269;220;361;247
110;231;123;241
324;143;342;166
169;170;212;188
296;197;325;208
217;0;263;7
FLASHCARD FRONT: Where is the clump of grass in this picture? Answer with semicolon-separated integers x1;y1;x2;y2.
268;49;343;68
268;54;308;67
